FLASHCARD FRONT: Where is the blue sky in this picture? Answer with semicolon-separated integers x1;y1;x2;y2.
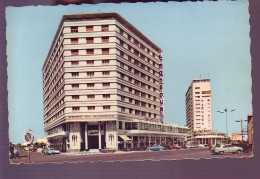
6;1;251;143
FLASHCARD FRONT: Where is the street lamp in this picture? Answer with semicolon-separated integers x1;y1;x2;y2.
217;108;235;138
235;119;247;143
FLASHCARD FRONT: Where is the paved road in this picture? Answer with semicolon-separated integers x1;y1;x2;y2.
10;148;252;164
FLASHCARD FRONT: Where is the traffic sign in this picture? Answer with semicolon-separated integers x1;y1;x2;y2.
24;130;34;145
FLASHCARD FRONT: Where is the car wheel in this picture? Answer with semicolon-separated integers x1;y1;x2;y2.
219;151;224;155
237;150;242;154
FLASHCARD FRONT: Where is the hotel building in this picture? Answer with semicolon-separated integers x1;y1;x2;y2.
42;13;189;152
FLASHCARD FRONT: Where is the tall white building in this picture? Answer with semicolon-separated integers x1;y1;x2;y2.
42;13;189;152
185;79;212;132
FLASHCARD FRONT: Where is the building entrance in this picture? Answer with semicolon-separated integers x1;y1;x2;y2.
88;136;99;149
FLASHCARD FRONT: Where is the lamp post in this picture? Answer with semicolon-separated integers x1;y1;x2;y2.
217;109;235;139
235;119;247;143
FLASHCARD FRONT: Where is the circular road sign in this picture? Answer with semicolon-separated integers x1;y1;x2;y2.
24;130;34;145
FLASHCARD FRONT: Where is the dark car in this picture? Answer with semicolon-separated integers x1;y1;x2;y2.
146;144;165;151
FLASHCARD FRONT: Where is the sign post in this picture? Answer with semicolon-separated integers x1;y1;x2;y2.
24;130;34;164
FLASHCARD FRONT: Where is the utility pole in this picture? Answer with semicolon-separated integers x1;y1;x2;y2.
217;109;235;139
235;119;247;143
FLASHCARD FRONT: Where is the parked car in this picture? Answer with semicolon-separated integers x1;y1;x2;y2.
198;144;206;148
211;144;243;154
146;144;165;151
170;144;180;150
44;148;60;155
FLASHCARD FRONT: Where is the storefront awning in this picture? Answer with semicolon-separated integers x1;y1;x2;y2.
119;135;132;141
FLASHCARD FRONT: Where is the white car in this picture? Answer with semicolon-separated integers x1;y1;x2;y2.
211;144;243;154
44;148;60;155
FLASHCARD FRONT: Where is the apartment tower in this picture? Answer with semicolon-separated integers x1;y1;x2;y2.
185;79;212;133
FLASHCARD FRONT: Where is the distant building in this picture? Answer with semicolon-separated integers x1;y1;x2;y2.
187;131;228;146
185;79;212;132
231;129;248;142
42;13;189;152
247;114;253;152
36;137;49;145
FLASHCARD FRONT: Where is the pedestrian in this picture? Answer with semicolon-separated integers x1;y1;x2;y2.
14;148;20;159
9;144;14;159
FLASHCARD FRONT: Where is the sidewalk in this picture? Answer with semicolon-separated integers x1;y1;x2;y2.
60;149;147;156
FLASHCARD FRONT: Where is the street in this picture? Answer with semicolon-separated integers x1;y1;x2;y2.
10;148;252;164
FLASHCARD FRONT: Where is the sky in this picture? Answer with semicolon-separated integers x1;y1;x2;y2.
6;0;252;143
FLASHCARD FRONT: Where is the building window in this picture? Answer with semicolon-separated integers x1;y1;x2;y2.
102;37;109;43
128;34;131;41
134;38;139;46
140;44;145;50
121;85;125;90
121;96;125;101
87;83;95;87
129;108;133;114
103;106;111;110
128;66;132;72
71;72;79;77
72;84;79;88
86;26;93;32
87;72;94;77
71;61;79;66
71;50;78;56
71;38;78;44
142;112;146;116
101;25;109;31
120;62;124;68
103;94;110;99
134;49;139;56
135;100;140;106
88;106;95;110
86;49;94;55
140;54;145;60
121;107;125;112
103;83;110;87
119;28;124;35
71;27;78;33
102;60;110;64
129;98;133;103
102;71;110;76
102;48;109;55
120;73;125;80
195;87;200;89
120;51;124;57
135;110;140;115
86;60;94;65
86;37;94;43
87;95;95;99
120;40;124;46
72;107;80;111
72;95;79;100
